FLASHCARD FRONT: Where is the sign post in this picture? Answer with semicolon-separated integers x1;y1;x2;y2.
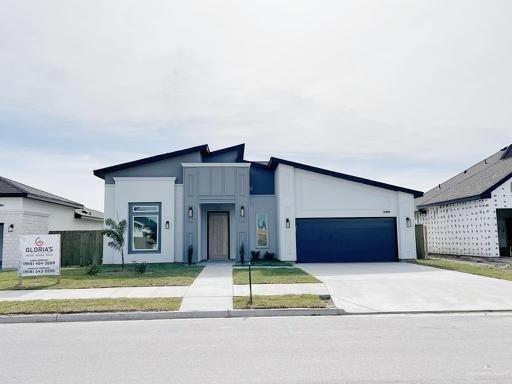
19;234;61;284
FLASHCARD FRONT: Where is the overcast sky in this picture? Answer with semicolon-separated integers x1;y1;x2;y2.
1;0;511;211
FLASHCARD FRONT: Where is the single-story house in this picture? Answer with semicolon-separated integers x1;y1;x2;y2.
415;144;512;257
0;176;103;269
93;144;422;264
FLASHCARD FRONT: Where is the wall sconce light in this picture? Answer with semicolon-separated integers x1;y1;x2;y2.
8;224;14;232
285;218;290;229
188;207;193;218
165;221;170;229
240;206;245;218
406;217;412;227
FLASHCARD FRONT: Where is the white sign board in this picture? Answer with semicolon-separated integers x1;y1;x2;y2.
19;234;61;277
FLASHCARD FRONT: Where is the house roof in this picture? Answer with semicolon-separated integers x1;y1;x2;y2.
204;144;245;161
93;144;210;179
74;207;104;221
416;144;512;208
0;176;83;208
92;143;422;197
268;157;423;197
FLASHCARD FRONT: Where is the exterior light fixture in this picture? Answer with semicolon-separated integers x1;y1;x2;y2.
240;206;245;217
8;224;14;232
165;220;170;229
285;218;290;229
188;207;193;218
406;217;412;227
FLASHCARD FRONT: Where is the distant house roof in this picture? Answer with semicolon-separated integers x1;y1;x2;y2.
0;176;83;208
74;207;104;221
268;157;423;197
416;144;512;208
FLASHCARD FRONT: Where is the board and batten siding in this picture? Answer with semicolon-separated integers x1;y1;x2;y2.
275;164;416;261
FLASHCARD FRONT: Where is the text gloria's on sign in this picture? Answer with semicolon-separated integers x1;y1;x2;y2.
19;234;61;277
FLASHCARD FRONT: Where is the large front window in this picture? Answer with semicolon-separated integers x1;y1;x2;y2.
129;203;161;253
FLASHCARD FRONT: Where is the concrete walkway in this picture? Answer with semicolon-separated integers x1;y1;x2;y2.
0;286;188;301
179;263;234;311
233;283;328;296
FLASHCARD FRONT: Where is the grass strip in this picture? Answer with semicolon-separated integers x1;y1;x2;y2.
234;294;330;309
0;297;182;315
417;258;512;281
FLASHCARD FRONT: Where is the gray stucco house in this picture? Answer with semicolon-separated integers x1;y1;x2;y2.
94;144;422;264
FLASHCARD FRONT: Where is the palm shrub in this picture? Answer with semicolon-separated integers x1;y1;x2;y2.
102;218;127;269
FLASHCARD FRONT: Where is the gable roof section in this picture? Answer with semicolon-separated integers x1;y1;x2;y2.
416;144;512;208
268;157;423;197
93;144;209;179
0;176;83;208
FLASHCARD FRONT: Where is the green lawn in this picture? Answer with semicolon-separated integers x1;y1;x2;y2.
233;267;319;284
0;264;204;290
0;297;182;315
234;294;330;309
417;258;512;281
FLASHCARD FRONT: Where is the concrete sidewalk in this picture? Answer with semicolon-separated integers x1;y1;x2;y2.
179;263;234;311
0;286;188;301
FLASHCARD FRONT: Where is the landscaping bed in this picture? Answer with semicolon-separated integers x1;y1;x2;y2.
417;258;512;281
233;267;319;284
0;297;182;314
0;264;204;290
233;294;331;309
234;259;293;267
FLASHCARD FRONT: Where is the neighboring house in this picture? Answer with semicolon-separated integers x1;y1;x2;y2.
0;176;104;269
416;145;512;257
93;144;422;265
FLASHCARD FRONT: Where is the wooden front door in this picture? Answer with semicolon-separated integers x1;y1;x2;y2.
208;212;229;260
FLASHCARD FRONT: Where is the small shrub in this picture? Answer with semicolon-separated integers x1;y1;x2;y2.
134;262;147;275
86;264;102;276
263;251;275;261
251;250;260;262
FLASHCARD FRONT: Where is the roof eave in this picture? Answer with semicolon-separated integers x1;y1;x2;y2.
268;157;423;198
26;194;83;209
93;144;210;179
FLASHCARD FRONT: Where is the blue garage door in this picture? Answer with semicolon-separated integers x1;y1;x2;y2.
296;218;398;263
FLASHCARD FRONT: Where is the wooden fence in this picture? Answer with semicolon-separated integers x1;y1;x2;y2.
415;224;428;259
50;230;103;266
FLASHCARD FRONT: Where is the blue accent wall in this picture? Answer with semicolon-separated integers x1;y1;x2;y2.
250;165;275;195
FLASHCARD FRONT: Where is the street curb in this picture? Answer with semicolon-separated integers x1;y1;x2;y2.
1;308;512;324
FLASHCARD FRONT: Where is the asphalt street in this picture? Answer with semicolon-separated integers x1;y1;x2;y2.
1;313;511;383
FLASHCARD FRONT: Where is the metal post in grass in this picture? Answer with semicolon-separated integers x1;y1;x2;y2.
248;261;253;305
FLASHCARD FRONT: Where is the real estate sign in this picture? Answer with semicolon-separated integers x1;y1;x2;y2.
19;234;61;277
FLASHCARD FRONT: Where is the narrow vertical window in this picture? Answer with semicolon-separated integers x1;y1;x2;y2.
129;203;161;253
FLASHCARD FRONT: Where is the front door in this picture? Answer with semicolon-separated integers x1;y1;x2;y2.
208;212;229;260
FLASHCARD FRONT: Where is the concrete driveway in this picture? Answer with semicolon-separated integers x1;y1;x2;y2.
299;262;512;313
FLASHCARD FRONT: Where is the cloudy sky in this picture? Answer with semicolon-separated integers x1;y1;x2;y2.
1;0;511;211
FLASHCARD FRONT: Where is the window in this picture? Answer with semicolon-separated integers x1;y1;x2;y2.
129;203;161;253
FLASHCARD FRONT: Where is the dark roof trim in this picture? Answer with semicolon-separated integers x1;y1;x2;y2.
204;144;245;161
480;172;512;199
93;144;209;179
268;157;423;197
242;160;269;169
416;194;483;209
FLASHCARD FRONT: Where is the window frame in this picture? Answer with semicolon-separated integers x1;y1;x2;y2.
128;202;162;254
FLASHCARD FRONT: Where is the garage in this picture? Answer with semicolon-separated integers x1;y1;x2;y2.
296;217;398;263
